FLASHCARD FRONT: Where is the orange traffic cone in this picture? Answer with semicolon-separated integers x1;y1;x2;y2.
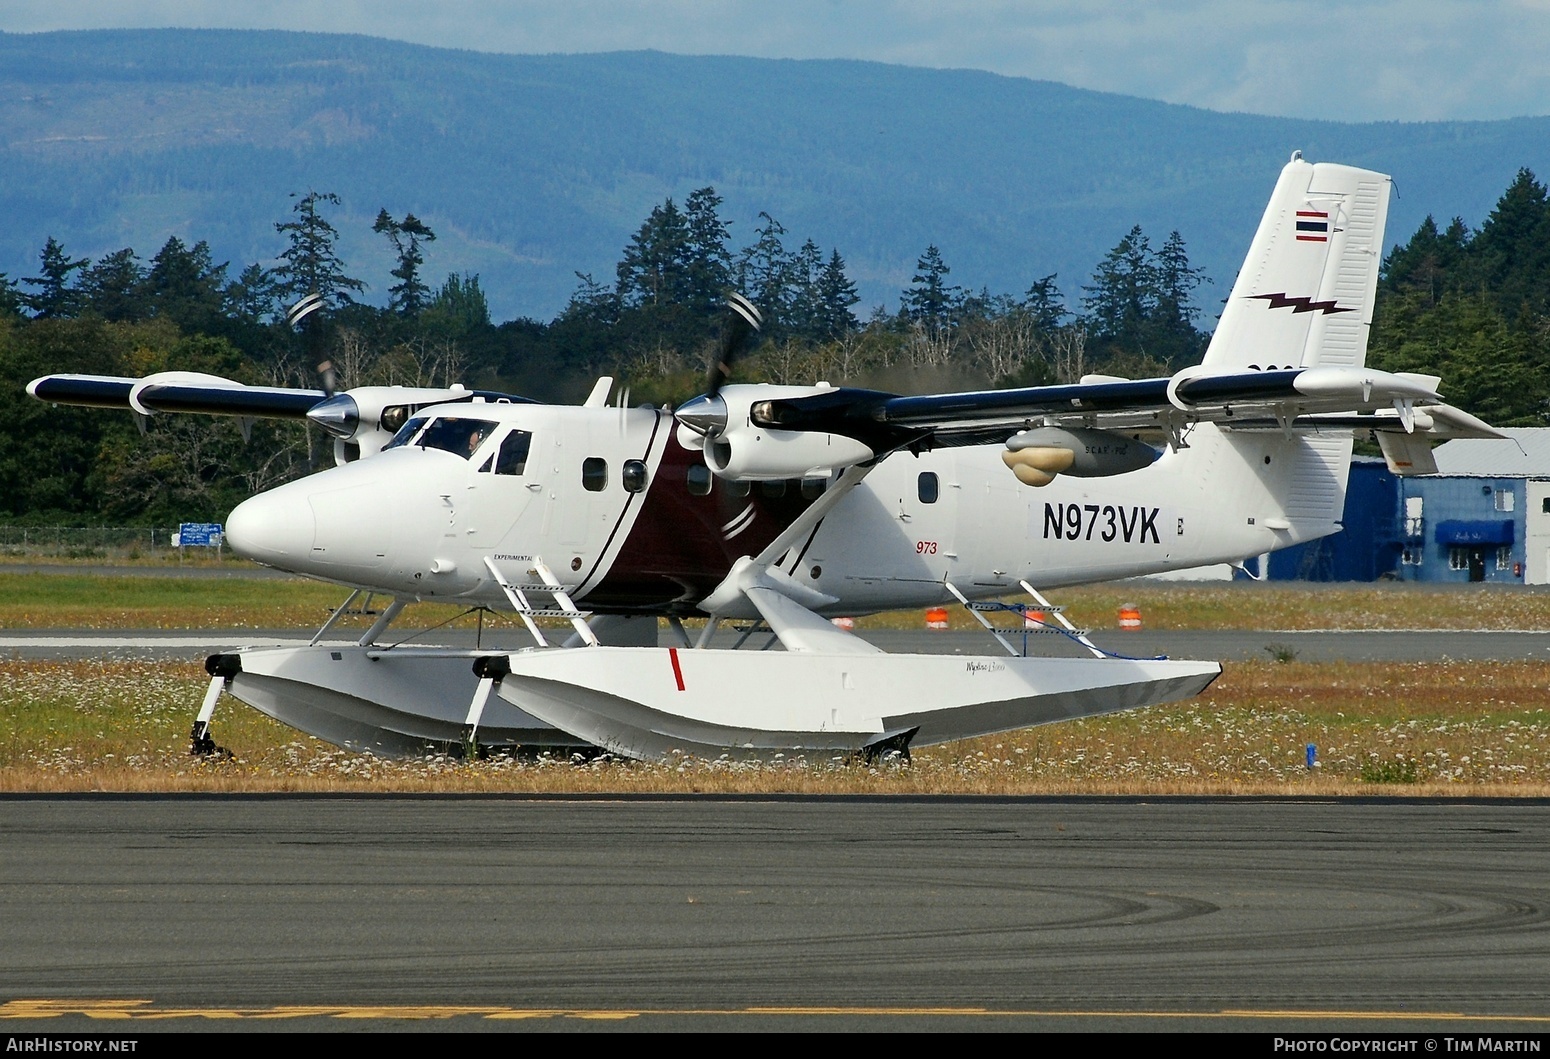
1118;603;1142;631
925;607;949;630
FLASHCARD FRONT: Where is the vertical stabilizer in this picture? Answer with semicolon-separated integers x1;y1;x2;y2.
1204;155;1391;370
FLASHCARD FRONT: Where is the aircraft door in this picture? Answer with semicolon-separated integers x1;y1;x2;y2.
901;463;958;575
537;407;661;587
464;427;541;555
952;450;1021;583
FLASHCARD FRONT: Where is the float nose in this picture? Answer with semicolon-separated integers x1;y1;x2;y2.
226;488;315;568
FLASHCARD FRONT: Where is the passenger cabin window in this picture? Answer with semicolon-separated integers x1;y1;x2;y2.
492;430;532;475
622;459;648;493
687;463;712;497
918;471;940;504
800;477;826;500
760;480;787;499
727;479;751;498
582;457;608;492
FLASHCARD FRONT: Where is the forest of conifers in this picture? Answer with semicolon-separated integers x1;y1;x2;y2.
3;168;1548;525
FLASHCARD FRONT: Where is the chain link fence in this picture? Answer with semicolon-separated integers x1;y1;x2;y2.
0;526;194;559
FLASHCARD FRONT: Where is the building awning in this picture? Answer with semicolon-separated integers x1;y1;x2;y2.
1435;519;1515;546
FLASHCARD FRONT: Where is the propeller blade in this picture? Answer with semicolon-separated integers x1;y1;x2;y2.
285;292;325;331
317;360;338;398
705;292;763;398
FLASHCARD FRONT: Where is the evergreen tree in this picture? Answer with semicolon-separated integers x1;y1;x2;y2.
1370;291;1547;426
901;244;961;328
0;274;21;319
423;272;490;338
1469;168;1550;323
273;191;365;310
225;263;280;326
78;248;147;323
785;238;826;339
1082;225;1154;350
682;187;732;318
145;237;228;332
1151;230;1207;368
736;211;800;330
1381;215;1471;307
560;271;620;327
373;209;437;315
1023;274;1069;332
23;237;88;319
813;249;860;339
1080;225;1210;371
616;198;692;309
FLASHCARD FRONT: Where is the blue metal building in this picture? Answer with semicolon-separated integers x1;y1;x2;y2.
1268;429;1550;583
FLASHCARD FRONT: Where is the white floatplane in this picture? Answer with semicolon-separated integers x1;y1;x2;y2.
29;155;1499;761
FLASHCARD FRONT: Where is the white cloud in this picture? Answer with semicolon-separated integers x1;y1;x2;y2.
7;0;1549;121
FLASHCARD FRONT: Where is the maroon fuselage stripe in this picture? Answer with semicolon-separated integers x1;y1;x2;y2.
583;432;819;613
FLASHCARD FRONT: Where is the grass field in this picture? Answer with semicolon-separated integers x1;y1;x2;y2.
3;656;1548;795
2;572;1548;794
2;571;1549;632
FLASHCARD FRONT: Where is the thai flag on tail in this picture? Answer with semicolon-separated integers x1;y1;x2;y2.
1295;210;1329;242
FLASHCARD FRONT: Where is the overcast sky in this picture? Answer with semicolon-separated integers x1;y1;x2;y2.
7;1;1549;123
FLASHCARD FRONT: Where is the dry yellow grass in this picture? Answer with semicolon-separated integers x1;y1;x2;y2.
6;656;1550;795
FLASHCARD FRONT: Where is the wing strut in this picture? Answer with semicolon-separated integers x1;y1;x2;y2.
696;462;880;654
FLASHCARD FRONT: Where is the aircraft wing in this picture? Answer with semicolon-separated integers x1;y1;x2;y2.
748;365;1500;452
28;373;327;418
26;370;538;463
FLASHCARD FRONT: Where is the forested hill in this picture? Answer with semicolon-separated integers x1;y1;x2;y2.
3;29;1550;320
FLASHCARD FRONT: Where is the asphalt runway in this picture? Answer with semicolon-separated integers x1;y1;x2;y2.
4;626;1550;662
2;796;1549;1033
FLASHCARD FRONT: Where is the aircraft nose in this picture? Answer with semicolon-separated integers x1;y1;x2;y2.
226;488;315;567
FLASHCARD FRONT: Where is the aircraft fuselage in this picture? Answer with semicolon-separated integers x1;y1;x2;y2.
225;397;1342;614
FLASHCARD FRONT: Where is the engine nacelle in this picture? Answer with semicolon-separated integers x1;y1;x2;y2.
680;384;875;481
309;385;487;461
1002;427;1157;487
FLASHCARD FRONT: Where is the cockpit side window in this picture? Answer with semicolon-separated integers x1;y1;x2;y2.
414;417;501;459
492;430;533;475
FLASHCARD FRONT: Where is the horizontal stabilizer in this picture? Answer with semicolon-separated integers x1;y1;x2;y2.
1377;430;1439;475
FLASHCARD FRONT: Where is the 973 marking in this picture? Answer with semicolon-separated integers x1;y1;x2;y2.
1043;503;1160;544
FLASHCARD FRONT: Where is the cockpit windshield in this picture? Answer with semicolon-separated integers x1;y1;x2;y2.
381;415;501;460
383;416;429;450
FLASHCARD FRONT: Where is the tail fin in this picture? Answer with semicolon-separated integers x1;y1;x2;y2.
1204;153;1391;371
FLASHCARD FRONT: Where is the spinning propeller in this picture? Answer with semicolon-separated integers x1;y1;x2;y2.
705;291;762;399
284;292;338;397
675;292;763;440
